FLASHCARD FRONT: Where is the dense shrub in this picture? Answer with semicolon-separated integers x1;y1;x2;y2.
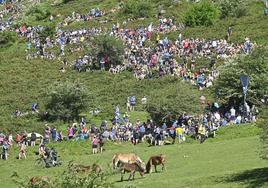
219;0;247;18
259;108;268;159
91;35;125;68
122;0;154;18
0;32;17;48
38;24;56;40
45;81;93;122
184;1;220;27
147;79;201;124
63;0;74;4
26;6;51;21
12;164;114;188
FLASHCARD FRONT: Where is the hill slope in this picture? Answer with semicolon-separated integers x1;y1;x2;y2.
0;126;267;188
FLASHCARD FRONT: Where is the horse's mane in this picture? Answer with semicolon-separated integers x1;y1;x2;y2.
135;161;144;172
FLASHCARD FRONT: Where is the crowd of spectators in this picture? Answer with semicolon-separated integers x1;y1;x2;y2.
1;100;259;160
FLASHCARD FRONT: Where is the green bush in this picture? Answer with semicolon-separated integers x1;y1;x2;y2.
0;32;17;48
45;81;93;122
147;79;201;124
184;1;220;27
26;6;51;21
12;164;114;188
63;0;74;4
38;24;56;40
219;0;247;19
122;0;154;18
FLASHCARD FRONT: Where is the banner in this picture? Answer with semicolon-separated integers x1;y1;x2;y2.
240;75;249;95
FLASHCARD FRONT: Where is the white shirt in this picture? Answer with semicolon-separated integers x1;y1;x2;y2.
230;108;236;116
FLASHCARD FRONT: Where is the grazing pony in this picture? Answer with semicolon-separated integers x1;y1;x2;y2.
112;153;143;169
69;162;102;174
118;162;145;181
29;176;51;188
146;154;166;173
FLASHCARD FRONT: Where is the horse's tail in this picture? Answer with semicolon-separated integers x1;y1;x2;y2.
112;154;117;169
146;158;151;173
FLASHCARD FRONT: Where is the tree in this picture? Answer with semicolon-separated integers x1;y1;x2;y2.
63;0;74;4
45;81;92;121
219;0;247;19
26;6;51;21
0;32;17;48
122;0;154;19
146;79;201;125
214;48;268;107
259;107;268;159
91;35;125;68
184;1;220;27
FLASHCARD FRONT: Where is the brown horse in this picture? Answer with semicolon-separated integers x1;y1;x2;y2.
29;176;51;188
69;163;102;174
112;153;143;169
118;162;145;181
146;154;166;173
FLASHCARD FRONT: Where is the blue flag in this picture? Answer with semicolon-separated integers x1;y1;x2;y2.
240;75;249;95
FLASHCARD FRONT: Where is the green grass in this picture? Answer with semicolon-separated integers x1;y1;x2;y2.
0;125;267;188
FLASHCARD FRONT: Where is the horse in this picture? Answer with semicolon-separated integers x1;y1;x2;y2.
112;153;143;169
118;162;145;181
69;162;102;175
146;154;166;173
29;176;51;188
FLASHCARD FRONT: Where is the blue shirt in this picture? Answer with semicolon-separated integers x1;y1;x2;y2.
139;126;145;133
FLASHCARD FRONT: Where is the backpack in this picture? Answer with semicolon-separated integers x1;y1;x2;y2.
31;133;36;141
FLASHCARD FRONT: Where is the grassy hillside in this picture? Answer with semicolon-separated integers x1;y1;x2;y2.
1;0;267;132
0;125;267;188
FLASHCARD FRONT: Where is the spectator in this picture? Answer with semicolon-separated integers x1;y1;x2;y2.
129;96;136;111
176;126;183;144
30;132;36;146
18;143;27;159
1;140;9;160
198;125;206;144
92;136;98;154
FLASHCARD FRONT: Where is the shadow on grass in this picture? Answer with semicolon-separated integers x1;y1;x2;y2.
115;177;144;183
217;167;268;188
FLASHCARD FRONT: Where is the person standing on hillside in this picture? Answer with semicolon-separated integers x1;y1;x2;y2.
227;26;232;41
230;107;236;124
67;125;74;140
176;126;183;144
92;136;98;154
18;143;27;159
129;96;136;111
30;132;36;146
1;140;9;160
198;125;206;144
99;134;104;153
